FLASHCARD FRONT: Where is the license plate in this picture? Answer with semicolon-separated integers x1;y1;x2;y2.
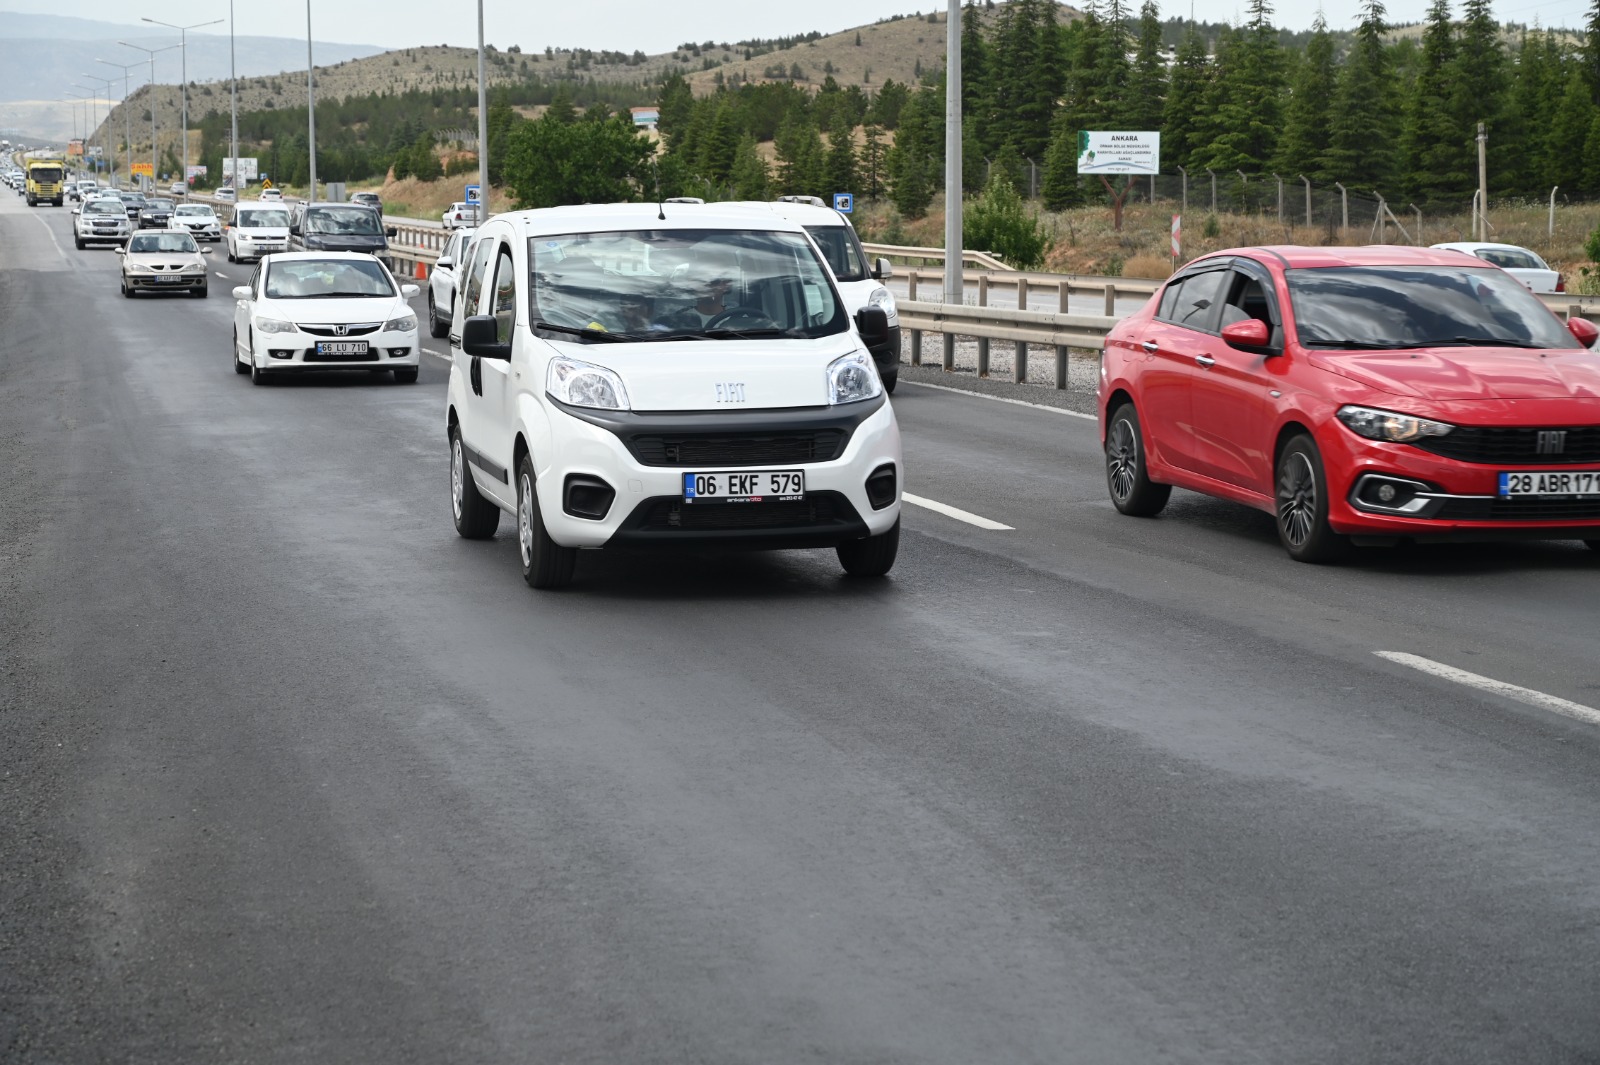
1498;470;1600;497
314;341;370;357
683;469;805;503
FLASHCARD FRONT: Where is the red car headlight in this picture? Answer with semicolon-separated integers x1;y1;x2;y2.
1336;405;1456;443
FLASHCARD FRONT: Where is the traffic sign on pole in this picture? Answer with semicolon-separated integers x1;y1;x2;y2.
832;192;853;214
465;184;481;203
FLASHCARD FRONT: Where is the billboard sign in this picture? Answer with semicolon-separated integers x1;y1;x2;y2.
1076;132;1160;176
131;162;154;177
68;139;83;157
223;157;258;180
186;164;208;180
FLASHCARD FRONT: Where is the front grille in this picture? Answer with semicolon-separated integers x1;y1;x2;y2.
627;429;848;467
1434;497;1600;521
299;324;380;337
640;494;845;530
1415;426;1600;465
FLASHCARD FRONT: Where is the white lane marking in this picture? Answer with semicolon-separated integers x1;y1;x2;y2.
213;271;232;280
902;492;1013;530
1374;651;1600;727
27;210;68;260
425;348;451;362
899;379;1097;420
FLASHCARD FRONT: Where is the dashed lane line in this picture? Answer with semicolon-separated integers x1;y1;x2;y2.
902;493;1013;531
1374;651;1600;728
897;379;1098;421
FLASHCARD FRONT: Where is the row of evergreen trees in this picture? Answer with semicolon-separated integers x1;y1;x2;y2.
654;0;1600;218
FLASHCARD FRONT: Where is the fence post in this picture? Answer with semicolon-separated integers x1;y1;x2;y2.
976;275;990;377
1027;158;1038;199
907;271;921;366
1300;174;1311;228
1055;281;1070;390
1272;173;1283;226
1206;167;1216;214
1013;277;1029;383
1410;203;1422;245
1177;165;1188;215
1550;186;1559;241
1335;182;1348;233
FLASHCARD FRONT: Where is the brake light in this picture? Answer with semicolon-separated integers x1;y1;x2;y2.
1556;276;1566;292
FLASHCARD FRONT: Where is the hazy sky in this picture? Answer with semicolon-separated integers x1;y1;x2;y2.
17;0;1593;54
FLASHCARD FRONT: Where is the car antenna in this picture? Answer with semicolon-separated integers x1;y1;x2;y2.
653;160;665;221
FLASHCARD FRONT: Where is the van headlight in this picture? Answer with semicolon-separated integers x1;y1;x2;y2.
547;356;631;411
868;287;896;315
827;351;882;405
1336;405;1455;443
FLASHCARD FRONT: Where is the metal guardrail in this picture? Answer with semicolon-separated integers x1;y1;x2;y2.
862;242;1011;271
898;298;1118;389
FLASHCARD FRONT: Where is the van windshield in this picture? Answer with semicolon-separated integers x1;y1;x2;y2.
238;209;289;228
528;228;848;342
803;224;869;282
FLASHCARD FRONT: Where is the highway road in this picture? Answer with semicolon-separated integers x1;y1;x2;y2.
3;190;1599;1064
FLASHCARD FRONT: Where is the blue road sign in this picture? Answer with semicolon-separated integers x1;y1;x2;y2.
465;184;482;204
833;192;853;213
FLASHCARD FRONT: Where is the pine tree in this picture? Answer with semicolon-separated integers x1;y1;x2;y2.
545;86;577;126
698;102;741;184
1161;26;1212;171
1547;69;1591;193
1274;14;1335;183
1585;0;1600;104
960;0;990;124
1400;0;1470;204
1127;1;1167;132
1040;112;1088;210
775;119;827;196
824;114;859;194
1451;0;1507;192
1325;0;1399;195
1193;0;1284;172
860;123;887;199
730;135;771;199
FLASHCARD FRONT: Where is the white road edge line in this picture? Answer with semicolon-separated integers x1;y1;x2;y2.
898;379;1097;421
28;211;67;261
902;493;1013;530
1374;651;1600;727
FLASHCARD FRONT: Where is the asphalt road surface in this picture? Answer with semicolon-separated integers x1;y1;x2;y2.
3;191;1599;1064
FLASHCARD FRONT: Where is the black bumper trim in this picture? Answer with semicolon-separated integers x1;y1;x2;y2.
604;491;869;549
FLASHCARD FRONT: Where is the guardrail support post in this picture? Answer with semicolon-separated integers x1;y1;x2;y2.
907;270;921;366
1103;283;1116;317
942;332;955;371
976;275;990;377
1013;277;1030;383
1055;281;1070;390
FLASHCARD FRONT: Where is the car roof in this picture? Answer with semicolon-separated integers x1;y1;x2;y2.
499;201;809;237
729;200;854;228
1429;241;1540;254
1196;245;1501;270
261;251;389;262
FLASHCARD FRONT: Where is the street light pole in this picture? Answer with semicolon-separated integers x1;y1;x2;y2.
119;41;180;191
305;0;317;200
142;17;224;194
476;0;488;227
943;0;962;313
82;74;118;187
229;0;238;191
98;60;144;187
72;84;102;180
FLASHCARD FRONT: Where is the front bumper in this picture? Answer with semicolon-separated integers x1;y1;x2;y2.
125;270;206;290
519;396;903;550
1322;427;1600;541
232;238;289;260
251;329;420;370
79;228;129;244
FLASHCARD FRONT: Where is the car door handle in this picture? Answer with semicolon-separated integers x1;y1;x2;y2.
1141;340;1159;354
1195;355;1216;368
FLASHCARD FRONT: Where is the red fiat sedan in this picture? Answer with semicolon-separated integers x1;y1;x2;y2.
1098;246;1600;561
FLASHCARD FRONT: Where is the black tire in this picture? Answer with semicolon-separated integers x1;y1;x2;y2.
193;285;208;299
121;282;134;298
1105;403;1172;517
1275;434;1349;563
233;329;249;374
393;367;419;384
250;356;272;386
74;236;84;250
428;290;449;338
226;246;236;263
516;453;576;589
450;427;500;540
1585;540;1599;552
881;366;898;394
837;518;900;577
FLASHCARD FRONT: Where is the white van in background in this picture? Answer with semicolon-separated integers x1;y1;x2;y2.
226;202;292;263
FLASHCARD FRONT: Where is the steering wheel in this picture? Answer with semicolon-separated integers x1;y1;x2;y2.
704;306;779;331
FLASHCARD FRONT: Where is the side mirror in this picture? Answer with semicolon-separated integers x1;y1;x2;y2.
855;306;890;347
1567;316;1599;347
113;247;126;255
401;283;420;299
385;226;398;238
436;256;454;271
1220;318;1272;350
871;257;893;281
462;314;511;360
232;285;252;300
200;247;213;255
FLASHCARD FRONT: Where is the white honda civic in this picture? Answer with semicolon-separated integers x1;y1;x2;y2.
444;203;903;588
231;252;421;385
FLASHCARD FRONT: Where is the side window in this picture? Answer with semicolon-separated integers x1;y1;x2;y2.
461;237;495;317
445;233;461;263
250;264;262;297
491;247;517;343
1219;269;1279;330
1159;269;1228;332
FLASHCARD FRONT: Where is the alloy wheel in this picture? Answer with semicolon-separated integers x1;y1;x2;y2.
451;438;466;522
1277;452;1317;548
518;472;535;568
1107;417;1138;503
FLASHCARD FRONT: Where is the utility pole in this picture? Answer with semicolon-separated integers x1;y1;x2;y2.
306;0;317;200
119;41;179;191
476;0;488;227
229;0;238;191
1476;122;1488;242
142;18;223;191
944;0;962;315
97;59;142;188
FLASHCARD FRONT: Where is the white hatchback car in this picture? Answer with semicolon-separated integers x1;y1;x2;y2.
445;203;903;589
427;226;475;337
231;252;421;385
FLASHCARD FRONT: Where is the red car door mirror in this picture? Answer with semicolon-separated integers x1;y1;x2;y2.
1220;318;1271;349
1567;317;1599;346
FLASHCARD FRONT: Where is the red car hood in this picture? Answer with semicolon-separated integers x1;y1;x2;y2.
1310;347;1600;401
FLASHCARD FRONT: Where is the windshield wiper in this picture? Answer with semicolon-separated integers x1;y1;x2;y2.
697;327;805;340
1300;339;1418;350
1433;335;1548;349
532;319;631;343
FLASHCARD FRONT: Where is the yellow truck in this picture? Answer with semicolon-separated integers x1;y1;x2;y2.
26;158;66;207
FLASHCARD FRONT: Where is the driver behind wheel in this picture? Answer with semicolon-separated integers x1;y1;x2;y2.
664;249;740;329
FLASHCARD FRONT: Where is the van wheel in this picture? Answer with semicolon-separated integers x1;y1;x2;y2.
227;246;236;263
450;427;500;540
517;454;576;589
881;367;898;394
1105;403;1171;517
1276;434;1349;563
837;518;900;577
